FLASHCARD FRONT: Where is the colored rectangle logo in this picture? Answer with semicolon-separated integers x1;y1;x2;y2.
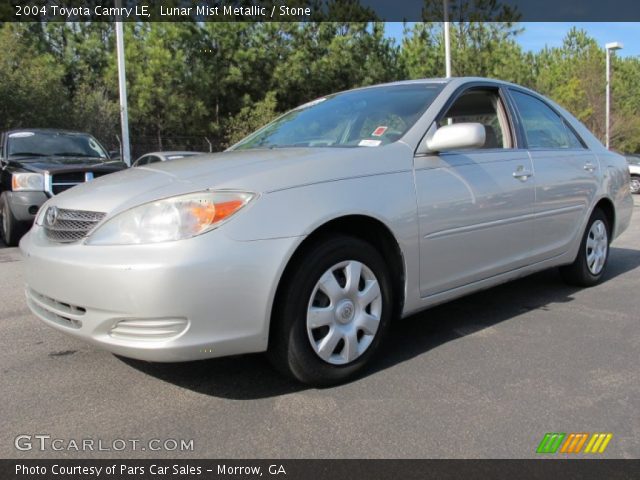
537;433;613;454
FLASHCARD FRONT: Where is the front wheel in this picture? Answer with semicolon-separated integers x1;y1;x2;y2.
630;175;640;195
268;235;393;386
559;208;610;287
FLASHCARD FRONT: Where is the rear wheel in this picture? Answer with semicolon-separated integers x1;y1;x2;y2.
559;208;610;287
268;235;393;386
630;175;640;195
0;195;27;247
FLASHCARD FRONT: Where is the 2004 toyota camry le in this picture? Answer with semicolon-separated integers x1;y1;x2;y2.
20;78;633;385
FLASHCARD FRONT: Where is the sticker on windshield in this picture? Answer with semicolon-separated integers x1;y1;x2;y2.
8;132;35;138
358;139;382;147
371;126;388;137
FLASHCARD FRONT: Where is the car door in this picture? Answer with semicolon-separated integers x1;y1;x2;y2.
415;86;536;297
508;89;600;261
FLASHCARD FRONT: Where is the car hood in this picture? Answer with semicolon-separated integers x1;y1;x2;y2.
8;157;124;173
48;144;412;215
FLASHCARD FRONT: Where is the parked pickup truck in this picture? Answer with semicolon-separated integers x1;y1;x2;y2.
0;129;126;246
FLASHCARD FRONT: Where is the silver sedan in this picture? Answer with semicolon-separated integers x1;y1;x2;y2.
20;78;633;386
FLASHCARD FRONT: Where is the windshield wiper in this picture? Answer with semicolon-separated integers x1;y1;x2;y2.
9;152;48;157
52;153;102;158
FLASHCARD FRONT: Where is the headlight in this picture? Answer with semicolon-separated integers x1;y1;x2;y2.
34;201;52;226
12;173;44;192
86;191;255;245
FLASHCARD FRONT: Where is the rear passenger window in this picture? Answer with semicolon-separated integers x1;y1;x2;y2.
510;90;584;149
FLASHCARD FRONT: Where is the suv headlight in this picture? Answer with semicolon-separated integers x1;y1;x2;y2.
12;173;44;192
86;191;255;245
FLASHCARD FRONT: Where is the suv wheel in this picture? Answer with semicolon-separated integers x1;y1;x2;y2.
0;195;27;247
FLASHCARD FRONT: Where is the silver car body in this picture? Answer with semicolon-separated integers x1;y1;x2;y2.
20;78;633;362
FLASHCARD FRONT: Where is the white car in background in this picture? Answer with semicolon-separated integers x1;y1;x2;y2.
626;155;640;194
132;151;204;167
20;78;633;386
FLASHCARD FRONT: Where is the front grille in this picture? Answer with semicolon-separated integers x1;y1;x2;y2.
43;207;106;243
49;171;95;195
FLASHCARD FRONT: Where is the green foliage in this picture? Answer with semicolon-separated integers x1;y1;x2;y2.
225;91;279;146
1;20;639;153
0;24;69;129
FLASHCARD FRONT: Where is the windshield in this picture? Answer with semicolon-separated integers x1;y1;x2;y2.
232;83;444;150
626;155;640;165
7;131;108;159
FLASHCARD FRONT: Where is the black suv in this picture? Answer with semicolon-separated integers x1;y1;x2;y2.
0;129;126;246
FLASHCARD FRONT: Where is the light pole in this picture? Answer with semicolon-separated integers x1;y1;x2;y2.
605;41;623;150
443;0;451;78
115;0;131;166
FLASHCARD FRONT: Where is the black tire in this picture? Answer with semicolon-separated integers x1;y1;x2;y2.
0;195;27;247
630;175;640;195
559;208;610;287
268;235;393;386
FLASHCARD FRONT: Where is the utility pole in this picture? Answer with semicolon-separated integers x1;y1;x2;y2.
115;0;131;165
605;41;623;150
443;0;452;78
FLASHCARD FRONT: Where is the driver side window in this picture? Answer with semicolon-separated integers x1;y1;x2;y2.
438;89;513;149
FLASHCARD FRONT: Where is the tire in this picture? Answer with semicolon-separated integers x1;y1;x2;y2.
559;208;610;287
0;195;28;247
268;235;393;386
630;175;640;195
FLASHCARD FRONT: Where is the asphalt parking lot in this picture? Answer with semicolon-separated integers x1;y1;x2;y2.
1;197;639;459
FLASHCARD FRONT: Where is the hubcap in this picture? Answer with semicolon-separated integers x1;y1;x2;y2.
586;219;608;275
306;260;382;365
630;178;640;194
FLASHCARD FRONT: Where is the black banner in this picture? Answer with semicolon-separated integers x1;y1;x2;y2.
2;459;640;480
3;0;640;22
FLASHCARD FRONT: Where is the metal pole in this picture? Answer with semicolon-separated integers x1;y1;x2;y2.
604;42;623;150
115;0;131;166
605;47;611;149
443;0;451;78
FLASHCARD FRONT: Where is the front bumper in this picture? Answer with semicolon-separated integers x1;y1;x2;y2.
20;226;300;362
5;191;49;222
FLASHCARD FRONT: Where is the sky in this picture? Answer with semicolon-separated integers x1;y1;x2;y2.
385;22;640;57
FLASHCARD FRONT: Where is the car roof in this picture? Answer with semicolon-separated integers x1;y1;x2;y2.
342;76;534;95
4;128;94;135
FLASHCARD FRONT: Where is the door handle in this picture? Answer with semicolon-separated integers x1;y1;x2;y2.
513;167;533;181
584;162;597;173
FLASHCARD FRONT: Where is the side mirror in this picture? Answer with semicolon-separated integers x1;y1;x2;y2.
425;122;486;153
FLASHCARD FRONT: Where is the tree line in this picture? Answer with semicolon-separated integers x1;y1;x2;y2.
1;21;639;155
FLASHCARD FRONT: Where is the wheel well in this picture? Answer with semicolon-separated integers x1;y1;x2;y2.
270;215;406;340
594;198;615;236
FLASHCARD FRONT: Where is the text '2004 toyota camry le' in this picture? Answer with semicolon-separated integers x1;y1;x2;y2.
20;78;633;386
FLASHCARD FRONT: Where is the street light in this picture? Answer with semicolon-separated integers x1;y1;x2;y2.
443;0;451;78
115;0;131;166
605;41;623;150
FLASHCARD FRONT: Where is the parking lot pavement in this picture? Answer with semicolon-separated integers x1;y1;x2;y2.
1;198;639;460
